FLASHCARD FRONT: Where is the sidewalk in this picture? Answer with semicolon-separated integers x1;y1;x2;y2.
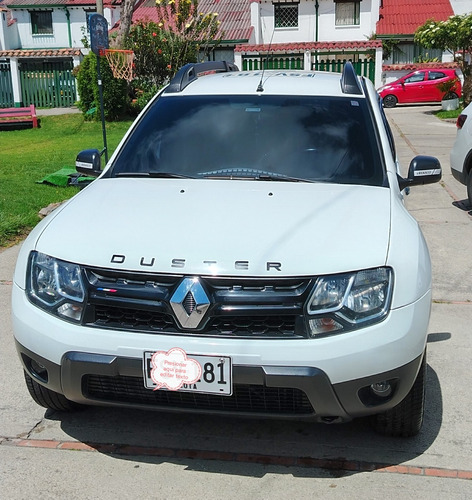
36;106;81;116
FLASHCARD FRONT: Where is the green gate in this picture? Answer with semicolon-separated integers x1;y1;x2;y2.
313;55;375;82
0;61;14;108
242;56;304;71
19;60;77;108
242;53;375;82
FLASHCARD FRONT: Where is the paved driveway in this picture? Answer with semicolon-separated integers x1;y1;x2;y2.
1;106;471;498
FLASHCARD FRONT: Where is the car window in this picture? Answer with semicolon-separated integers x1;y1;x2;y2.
404;73;425;84
109;95;385;187
428;71;447;81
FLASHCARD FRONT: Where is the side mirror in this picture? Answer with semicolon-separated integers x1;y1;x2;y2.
76;149;102;177
398;155;442;191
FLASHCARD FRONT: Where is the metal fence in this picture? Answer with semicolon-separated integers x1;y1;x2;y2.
19;60;77;108
242;56;304;71
242;54;375;82
313;57;375;82
0;61;14;108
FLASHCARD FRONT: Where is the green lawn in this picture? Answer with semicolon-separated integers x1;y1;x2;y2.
0;114;133;247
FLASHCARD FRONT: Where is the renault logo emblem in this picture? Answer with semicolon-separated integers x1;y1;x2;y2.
170;277;210;329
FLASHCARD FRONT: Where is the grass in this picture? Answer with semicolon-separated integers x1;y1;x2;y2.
0;114;133;247
434;105;464;121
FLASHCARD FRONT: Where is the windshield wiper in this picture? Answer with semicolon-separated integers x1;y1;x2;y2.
115;172;193;179
198;169;312;183
257;174;311;183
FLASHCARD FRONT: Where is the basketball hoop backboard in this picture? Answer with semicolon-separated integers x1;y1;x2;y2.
89;14;109;56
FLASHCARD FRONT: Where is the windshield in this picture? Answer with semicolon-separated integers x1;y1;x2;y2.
109;94;385;186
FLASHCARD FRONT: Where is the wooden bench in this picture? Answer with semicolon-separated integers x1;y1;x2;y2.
0;105;38;129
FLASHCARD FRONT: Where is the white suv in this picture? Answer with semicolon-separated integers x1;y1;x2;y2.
12;62;442;437
450;102;472;206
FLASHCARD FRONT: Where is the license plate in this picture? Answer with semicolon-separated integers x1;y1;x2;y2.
143;348;232;396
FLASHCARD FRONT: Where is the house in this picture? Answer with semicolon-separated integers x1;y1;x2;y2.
233;0;383;85
132;0;383;86
376;0;461;85
0;0;121;107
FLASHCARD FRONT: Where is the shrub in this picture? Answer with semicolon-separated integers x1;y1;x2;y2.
76;52;131;120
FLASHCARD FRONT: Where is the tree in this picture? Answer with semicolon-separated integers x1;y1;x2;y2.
415;15;472;105
124;0;221;108
153;0;221;72
115;0;136;49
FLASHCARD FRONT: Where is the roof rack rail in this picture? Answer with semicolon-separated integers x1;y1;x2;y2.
165;61;239;93
340;62;363;95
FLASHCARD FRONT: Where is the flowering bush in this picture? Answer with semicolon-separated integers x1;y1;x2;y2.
125;0;221;102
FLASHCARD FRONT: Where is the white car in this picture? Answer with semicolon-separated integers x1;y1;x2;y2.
12;61;442;437
450;103;472;205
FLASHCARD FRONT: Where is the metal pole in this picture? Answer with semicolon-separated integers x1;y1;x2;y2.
96;54;108;164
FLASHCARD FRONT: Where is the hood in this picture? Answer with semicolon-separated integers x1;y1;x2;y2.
35;178;392;276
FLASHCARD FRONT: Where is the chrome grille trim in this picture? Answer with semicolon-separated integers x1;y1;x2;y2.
82;268;314;338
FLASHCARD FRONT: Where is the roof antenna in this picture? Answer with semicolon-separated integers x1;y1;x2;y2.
256;27;275;92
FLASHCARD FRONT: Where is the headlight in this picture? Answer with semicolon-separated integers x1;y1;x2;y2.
306;267;393;337
27;251;85;322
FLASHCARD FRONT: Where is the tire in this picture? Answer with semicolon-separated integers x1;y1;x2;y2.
370;350;426;437
24;371;80;411
383;95;398;108
467;170;472;207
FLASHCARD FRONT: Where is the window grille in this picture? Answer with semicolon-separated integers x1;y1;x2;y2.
30;10;53;35
274;3;299;28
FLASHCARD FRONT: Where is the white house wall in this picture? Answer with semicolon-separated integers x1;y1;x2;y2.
317;0;380;42
1;10;21;50
258;0;380;45
450;0;472;15
8;7;119;50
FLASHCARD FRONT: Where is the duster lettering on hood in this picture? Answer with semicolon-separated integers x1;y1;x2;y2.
110;255;282;272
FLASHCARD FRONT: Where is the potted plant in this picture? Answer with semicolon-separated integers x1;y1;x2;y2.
437;78;460;110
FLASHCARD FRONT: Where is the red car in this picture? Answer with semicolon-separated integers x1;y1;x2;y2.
378;69;461;108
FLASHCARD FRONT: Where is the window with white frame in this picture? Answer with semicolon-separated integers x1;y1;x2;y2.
30;10;53;35
274;2;299;28
335;1;361;26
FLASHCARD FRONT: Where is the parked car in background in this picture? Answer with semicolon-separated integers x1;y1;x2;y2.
450;103;472;205
378;69;462;108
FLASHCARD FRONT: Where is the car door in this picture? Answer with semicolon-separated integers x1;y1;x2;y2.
402;71;428;103
426;71;451;101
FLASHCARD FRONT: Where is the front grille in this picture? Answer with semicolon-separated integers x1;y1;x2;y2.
208;315;297;337
94;305;177;332
84;375;314;415
82;269;315;338
92;305;298;338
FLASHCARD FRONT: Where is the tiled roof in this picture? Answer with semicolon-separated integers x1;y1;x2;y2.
236;40;382;53
0;48;83;57
382;62;460;71
132;0;253;42
4;0;121;6
377;0;454;36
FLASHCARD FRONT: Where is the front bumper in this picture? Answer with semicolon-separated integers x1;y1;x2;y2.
13;280;430;421
17;341;423;422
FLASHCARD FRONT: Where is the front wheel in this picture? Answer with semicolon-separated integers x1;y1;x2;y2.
24;371;81;411
383;95;398;108
370;350;426;437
